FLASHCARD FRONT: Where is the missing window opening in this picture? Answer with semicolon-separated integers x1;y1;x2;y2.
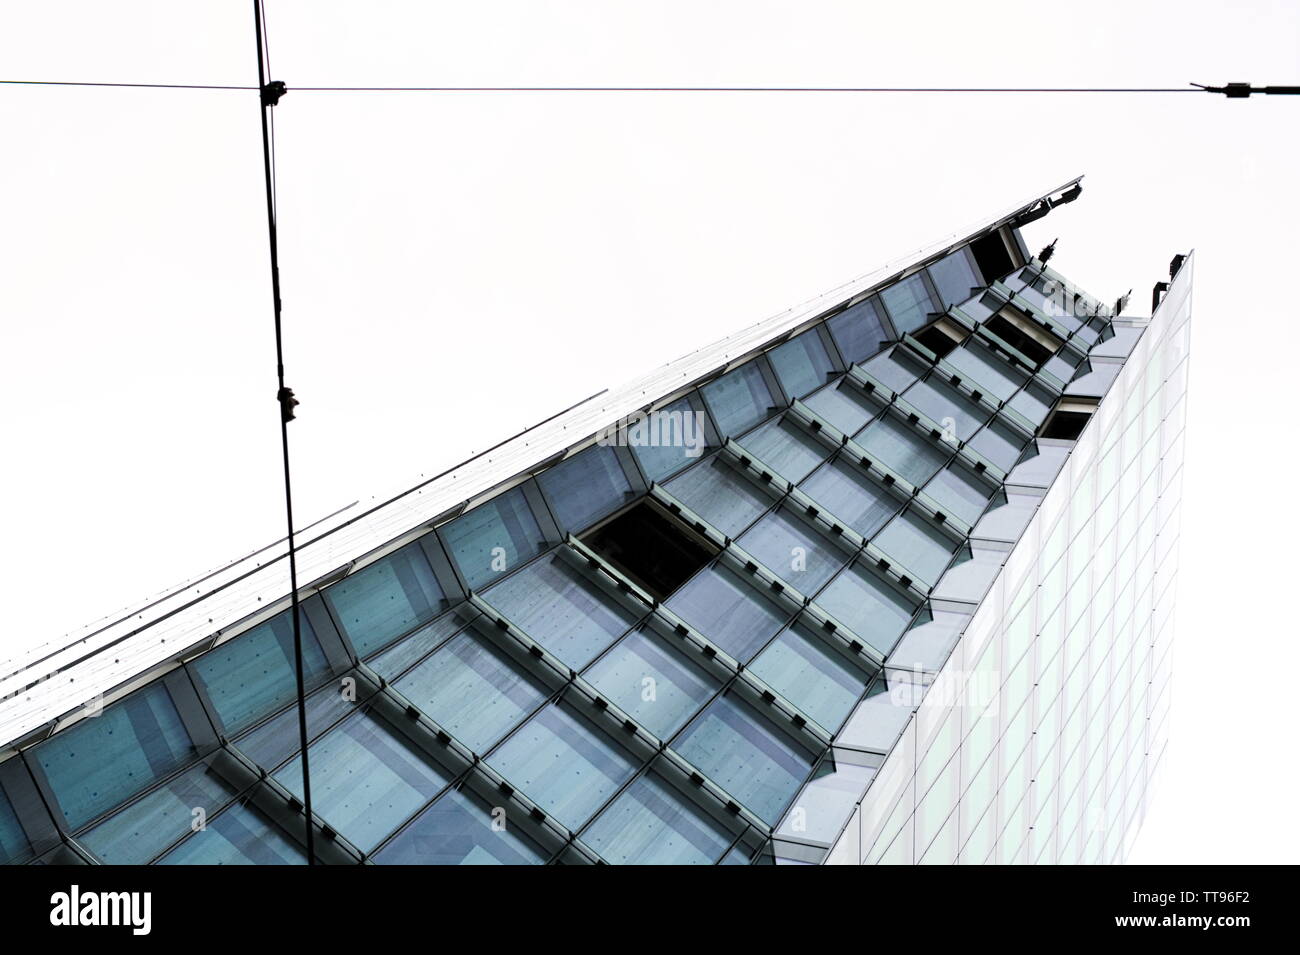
1040;397;1099;440
581;498;721;601
913;318;968;359
970;231;1016;284
987;306;1062;367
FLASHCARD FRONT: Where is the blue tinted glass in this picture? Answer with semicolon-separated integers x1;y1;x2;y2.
827;299;888;365
441;487;545;590
37;682;195;831
749;622;870;733
582;771;733;865
854;414;948;485
880;274;936;335
799;459;900;537
927;249;981;309
233;681;357;770
860;347;925;394
816;563;918;657
873;509;959;587
922;464;994;527
326;541;446;658
276;711;451;852
81;761;235;864
900;377;990;440
192;608;332;736
968;418;1030;471
802;380;879;434
582;628;718;738
394;628;547;753
673;695;813;825
488;704;637;831
666;564;789;663
701;363;775;437
943;344;1027;402
735;508;850;593
538;444;634;534
628;398;710;483
482;554;641;667
373;786;547;865
157;802;305;865
769;331;834;399
735;416;830;483
663;457;771;537
0;785;32;865
365;612;465;677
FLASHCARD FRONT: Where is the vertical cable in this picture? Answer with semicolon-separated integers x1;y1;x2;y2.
252;0;315;865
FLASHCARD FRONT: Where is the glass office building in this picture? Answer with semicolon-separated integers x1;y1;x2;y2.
0;179;1190;864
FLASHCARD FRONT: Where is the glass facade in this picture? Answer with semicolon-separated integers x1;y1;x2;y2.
0;198;1188;866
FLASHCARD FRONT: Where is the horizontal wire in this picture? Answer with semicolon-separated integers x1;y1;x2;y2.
1;79;1204;93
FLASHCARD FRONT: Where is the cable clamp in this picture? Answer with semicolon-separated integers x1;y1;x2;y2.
278;386;299;422
261;80;287;107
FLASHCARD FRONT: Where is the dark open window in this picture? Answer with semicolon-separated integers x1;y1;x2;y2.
582;499;720;601
1040;397;1099;440
986;306;1061;367
969;231;1016;284
912;317;968;359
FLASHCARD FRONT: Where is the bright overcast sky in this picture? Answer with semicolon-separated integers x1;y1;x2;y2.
2;0;1297;863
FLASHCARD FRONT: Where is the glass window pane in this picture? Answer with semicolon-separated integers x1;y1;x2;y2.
156;801;305;865
36;682;195;832
942;344;1027;402
192;608;332;736
734;507;851;594
816;562;918;657
582;628;718;738
859;347;927;394
802;379;879;435
927;249;981;309
873;509;959;587
365;612;465;677
769;330;834;399
749;621;871;733
735;415;830;483
701;363;776;438
326;541;447;658
373;786;547;865
665;564;789;663
275;710;451;852
880;274;936;335
488;703;637;831
394;628;548;753
662;456;771;537
854;414;948;485
441;487;545;591
0;786;33;865
968;418;1030;471
538;444;634;534
482;554;641;667
799;459;900;538
80;761;236;864
901;377;990;440
922;463;995;527
629;397;711;483
673;695;814;825
234;681;357;770
582;770;733;865
1006;383;1054;428
827;299;888;365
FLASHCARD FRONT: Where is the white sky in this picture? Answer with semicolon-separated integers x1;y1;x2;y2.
1;0;1297;864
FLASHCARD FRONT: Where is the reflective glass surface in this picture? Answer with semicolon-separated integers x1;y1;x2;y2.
854;414;948;485
441;487;545;590
749;621;871;732
736;415;830;482
673;695;814;825
663;456;771;536
373;786;547;865
880;274;936;336
582;770;733;864
735;507;851;594
816;562;917;656
769;330;834;399
157;802;305;865
394;628;548;753
827;298;889;365
538;444;634;534
701;363;775;438
482;554;641;667
488;703;637;831
873;509;960;586
922;463;995;527
802;380;879;434
665;564;790;662
326;541;446;658
799;459;900;537
629;397;710;484
0;787;32;865
927;249;981;309
582;628;719;739
901;377;990;440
